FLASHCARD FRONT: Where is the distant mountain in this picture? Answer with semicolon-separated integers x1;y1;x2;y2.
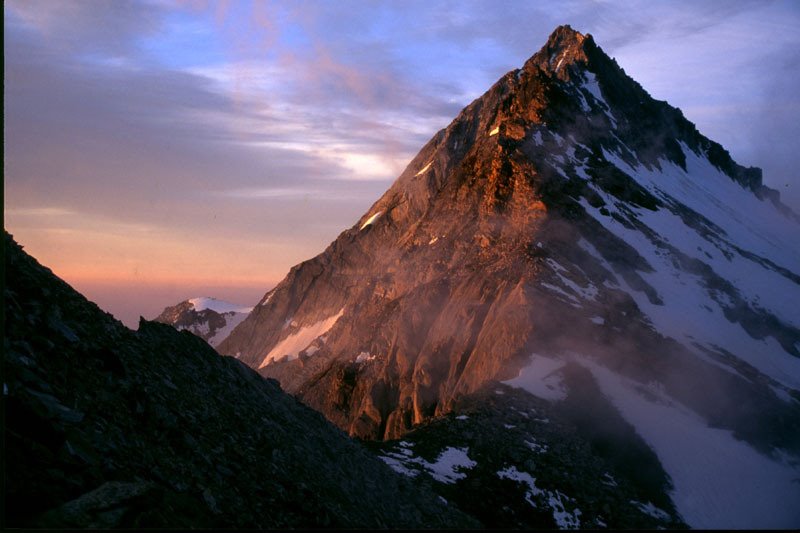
217;25;800;528
154;297;252;348
3;231;473;529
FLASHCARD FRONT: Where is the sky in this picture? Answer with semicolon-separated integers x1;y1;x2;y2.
5;0;800;328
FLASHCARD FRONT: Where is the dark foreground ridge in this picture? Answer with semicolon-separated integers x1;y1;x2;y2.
3;231;475;528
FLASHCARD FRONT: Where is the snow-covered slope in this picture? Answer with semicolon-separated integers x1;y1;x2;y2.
573;141;799;390
154;297;252;348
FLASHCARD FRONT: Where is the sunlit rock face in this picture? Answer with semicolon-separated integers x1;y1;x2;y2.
217;25;800;527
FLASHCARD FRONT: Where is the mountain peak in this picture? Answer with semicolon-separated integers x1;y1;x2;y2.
524;24;596;76
547;24;590;49
217;28;800;526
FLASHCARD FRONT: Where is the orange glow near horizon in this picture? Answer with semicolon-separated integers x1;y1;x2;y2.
4;206;303;289
6;223;281;328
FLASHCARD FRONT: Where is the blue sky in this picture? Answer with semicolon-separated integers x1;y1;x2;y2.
5;0;800;326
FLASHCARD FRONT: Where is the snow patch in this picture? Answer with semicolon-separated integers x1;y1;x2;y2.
525;439;549;454
427;447;477;483
489;126;500;136
581;72;606;106
497;466;543;506
549;491;582;529
601;472;618;487
540;282;581;306
555;271;598;301
360;211;382;230
590;316;605;325
380;455;420;478
545;260;598;302
497;466;582;528
415;162;432;176
206;311;249;347
580;71;617;128
505;354;568;402
379;443;477;484
630;500;671;521
259;309;344;368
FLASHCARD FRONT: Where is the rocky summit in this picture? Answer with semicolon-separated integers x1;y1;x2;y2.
216;25;800;528
154;297;252;348
3;231;474;529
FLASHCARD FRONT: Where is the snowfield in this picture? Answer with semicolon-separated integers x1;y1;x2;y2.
574;141;800;390
509;349;800;527
577;356;800;529
259;309;344;368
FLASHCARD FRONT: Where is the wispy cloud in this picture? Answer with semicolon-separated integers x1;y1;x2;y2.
4;0;800;322
215;187;370;201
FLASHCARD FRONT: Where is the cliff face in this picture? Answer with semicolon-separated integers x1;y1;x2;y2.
3;231;473;529
218;26;799;444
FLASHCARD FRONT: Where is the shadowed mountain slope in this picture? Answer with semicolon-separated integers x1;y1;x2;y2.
3;231;474;529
